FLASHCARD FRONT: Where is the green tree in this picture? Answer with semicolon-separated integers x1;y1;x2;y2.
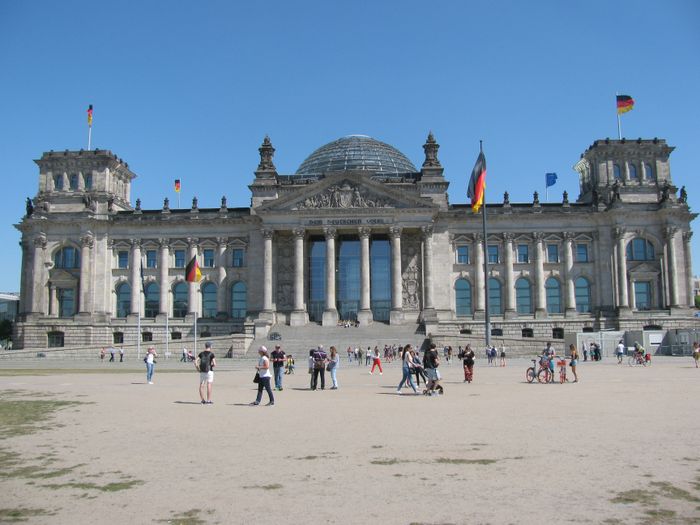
695;295;700;309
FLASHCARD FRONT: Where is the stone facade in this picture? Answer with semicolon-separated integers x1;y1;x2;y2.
13;135;699;350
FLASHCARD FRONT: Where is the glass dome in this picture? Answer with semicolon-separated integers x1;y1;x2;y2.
296;135;417;177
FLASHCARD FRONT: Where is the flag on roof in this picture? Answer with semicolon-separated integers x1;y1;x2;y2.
546;173;558;188
185;255;201;283
87;104;93;126
616;95;634;114
467;151;486;213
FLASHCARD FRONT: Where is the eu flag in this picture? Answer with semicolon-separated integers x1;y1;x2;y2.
545;173;558;188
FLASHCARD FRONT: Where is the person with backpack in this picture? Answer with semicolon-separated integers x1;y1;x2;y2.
311;345;328;390
197;341;216;405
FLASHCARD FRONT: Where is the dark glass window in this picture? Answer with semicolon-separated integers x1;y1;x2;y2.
546;277;562;314
488;278;502;315
113;332;124;344
171;331;182;340
522;328;534;338
487;245;499;264
308;239;326;322
54;247;79;269
628;164;638;180
174;250;186;268
58;288;75;318
643;163;654;181
576;243;589;262
491;328;503;337
517;244;529;263
203;249;215;268
370;238;391;322
53;174;64;190
48;331;64;347
515;278;532;314
547;244;559;263
83;173;93;189
613;164;621;180
146;250;157;268
552;328;564;339
144;282;159;318
69;173;79;190
456;245;469;264
173;282;188;317
634;281;652;310
231;282;247;319
142;332;153;342
116;282;130;318
118;251;129;269
202;282;217;318
575;277;591;313
338;238;361;321
232;249;245;267
627;238;655;261
455;279;472;317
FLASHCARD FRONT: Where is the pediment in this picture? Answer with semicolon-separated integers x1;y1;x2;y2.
628;262;659;274
49;268;79;284
256;172;436;213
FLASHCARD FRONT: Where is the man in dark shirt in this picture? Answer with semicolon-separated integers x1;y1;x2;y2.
271;345;286;391
198;341;217;405
423;343;441;394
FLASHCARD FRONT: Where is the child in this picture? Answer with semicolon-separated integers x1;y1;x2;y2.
285;354;295;374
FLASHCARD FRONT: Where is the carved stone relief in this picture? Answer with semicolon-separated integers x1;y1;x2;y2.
275;235;294;311
295;182;393;210
402;234;422;310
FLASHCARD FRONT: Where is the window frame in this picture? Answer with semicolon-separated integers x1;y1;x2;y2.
203;248;215;268
456;245;469;265
487;245;499;264
174;249;186;269
516;244;529;264
146;250;157;269
232;248;245;268
546;244;559;263
576;243;589;263
118;250;129;269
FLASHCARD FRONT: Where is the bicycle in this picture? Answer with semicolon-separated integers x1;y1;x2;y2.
628;353;646;367
525;359;552;383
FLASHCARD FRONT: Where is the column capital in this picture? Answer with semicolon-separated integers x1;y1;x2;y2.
389;226;402;239
563;232;576;241
186;237;200;247
80;232;94;248
292;227;306;239
665;226;678;240
215;236;229;246
533;231;545;242
33;232;47;249
502;232;514;243
358;227;372;239
130;238;142;249
323;227;337;240
158;238;170;248
683;230;693;243
421;225;433;239
613;227;626;241
474;233;483;243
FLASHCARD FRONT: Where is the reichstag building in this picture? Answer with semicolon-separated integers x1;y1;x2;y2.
14;133;698;349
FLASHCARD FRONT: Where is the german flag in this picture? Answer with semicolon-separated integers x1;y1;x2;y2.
467;151;486;213
87;104;93;126
185;255;201;283
174;179;181;193
616;95;634;115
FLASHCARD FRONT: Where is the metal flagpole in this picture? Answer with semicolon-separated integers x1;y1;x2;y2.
137;285;141;360
165;305;169;358
616;92;622;140
480;141;491;349
88;126;92;150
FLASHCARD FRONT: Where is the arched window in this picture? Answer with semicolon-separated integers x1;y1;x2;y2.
626;238;655;261
202;282;217;318
643;163;654;181
488;278;502;316
144;282;160;318
116;282;131;318
455;279;472;317
613;164;622;180
628;164;638;180
173;282;188;318
575;277;591;313
54;246;79;269
515;278;532;314
231;282;247;319
545;277;562;314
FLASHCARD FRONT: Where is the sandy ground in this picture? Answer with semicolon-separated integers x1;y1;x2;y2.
0;356;699;525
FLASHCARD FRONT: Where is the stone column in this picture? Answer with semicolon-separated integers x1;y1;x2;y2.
666;227;680;308
358;227;373;325
389;227;403;324
187;238;199;315
261;229;274;314
683;231;694;308
422;225;434;310
592;231;603;308
533;232;546;317
216;238;227;317
474;234;485;315
30;234;47;315
290;228;309;326
614;228;629;309
158;239;169;316
563;232;576;315
322;227;338;326
129;239;142;317
503;233;515;317
78;232;94;314
49;283;57;317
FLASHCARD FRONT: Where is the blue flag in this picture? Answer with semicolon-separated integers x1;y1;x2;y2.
545;172;558;188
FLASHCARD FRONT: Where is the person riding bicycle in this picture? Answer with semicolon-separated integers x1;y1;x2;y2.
633;342;645;363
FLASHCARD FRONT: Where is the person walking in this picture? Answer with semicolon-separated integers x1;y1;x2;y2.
109;346;115;362
144;346;157;384
180;347;188;362
251;346;274;406
311;346;327;390
271;344;286;391
328;346;340;389
198;341;216;404
366;347;372;366
119;347;124;363
369;346;383;375
396;345;418;394
616;340;625;364
569;344;579;382
693;341;699;368
357;347;363;366
499;347;506;367
463;344;475;383
412;350;426;387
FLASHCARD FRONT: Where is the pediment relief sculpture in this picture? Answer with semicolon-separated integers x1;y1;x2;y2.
293;182;395;210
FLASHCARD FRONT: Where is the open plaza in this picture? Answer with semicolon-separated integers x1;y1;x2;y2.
1;354;698;524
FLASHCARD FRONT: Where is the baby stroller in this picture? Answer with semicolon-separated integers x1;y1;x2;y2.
422;368;444;396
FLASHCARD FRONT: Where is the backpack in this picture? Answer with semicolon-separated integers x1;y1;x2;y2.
313;351;326;369
199;352;211;373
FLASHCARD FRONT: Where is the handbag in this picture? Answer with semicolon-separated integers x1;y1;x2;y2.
253;372;260;384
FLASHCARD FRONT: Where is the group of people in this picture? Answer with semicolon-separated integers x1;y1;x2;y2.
484;346;507;367
539;342;579;383
100;346;124;362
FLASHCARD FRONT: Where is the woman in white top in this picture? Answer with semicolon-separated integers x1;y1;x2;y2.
251;346;274;406
145;346;157;384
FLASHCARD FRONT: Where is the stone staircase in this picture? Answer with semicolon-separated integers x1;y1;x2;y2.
250;322;428;357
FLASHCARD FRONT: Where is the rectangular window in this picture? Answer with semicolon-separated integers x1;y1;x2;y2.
118;251;129;269
456;245;469;264
113;332;124;344
203;248;215;268
69;173;79;190
487;245;499;264
517;244;529;263
634;281;652;310
232;249;245;267
53;174;64;191
174;250;185;268
547;244;559;263
58;288;75;318
83;173;93;189
576;243;589;262
146;250;157;268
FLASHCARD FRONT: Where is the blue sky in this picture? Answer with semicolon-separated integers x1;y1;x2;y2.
1;0;699;292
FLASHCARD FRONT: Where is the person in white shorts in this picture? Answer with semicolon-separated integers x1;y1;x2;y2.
198;342;216;405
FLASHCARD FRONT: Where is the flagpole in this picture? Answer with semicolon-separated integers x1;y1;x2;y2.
137;287;141;360
480;141;491;349
616;92;622;140
88;126;92;150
